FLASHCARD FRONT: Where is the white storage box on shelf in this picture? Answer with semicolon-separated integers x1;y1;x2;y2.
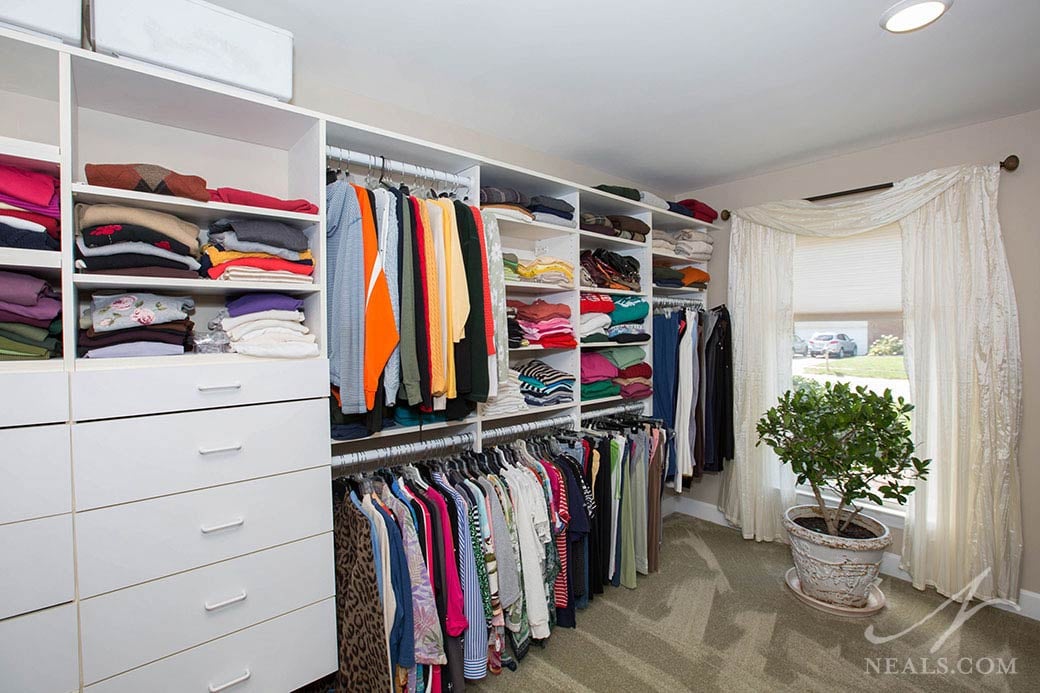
91;0;293;101
0;0;80;44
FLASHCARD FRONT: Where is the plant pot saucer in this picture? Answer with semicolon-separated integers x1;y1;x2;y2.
784;567;886;617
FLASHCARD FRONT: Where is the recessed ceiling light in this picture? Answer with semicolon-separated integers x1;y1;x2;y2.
880;0;952;33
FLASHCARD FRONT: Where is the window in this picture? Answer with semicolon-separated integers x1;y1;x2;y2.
791;224;910;512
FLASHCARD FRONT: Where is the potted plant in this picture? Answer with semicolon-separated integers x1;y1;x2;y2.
757;381;929;609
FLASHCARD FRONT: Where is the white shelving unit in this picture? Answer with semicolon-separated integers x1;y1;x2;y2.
0;23;718;692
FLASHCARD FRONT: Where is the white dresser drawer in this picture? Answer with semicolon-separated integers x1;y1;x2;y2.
73;398;330;510
0;368;68;427
80;532;335;684
0;423;71;524
77;466;333;597
0;514;74;620
86;598;337;693
70;357;329;420
0;603;80;693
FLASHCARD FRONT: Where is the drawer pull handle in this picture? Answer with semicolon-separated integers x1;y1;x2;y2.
204;590;248;612
198;443;243;456
197;383;242;393
200;517;245;534
209;669;251;692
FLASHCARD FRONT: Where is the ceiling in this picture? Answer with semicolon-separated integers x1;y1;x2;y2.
213;0;1040;194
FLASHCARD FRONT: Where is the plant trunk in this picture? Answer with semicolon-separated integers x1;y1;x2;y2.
809;482;840;536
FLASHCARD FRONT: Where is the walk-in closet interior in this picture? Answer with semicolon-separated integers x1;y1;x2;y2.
2;2;1039;692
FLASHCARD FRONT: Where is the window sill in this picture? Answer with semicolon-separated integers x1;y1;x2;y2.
794;489;905;531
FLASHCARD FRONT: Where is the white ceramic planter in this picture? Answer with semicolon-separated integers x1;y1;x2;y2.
783;505;892;608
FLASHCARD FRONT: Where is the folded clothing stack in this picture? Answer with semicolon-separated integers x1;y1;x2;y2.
74;204;202;279
84;163;319;214
202;219;314;283
508;298;576;349
603;296;650;343
503;252;520;282
481;368;529;416
506;303;525;347
669;198;719;223
653;227;714;261
0;271;61;360
602;345;652;399
653;265;711;289
527;195;575;227
580;351;620;400
516;359;574;406
593;185;641;201
0;163;61;251
579;213;650;243
79;292;194;358
517;256;574;287
480;187;575;227
580;248;641;292
220;292;317;359
639;190;669;210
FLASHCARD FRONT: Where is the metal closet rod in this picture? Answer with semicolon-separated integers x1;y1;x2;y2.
718;153;1022;221
331;432;474;473
481;415;575;442
580;401;646;420
325;145;474;189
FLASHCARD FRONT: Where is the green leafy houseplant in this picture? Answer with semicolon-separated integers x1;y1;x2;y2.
757;381;930;537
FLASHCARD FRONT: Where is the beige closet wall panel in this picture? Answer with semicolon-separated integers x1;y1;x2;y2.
0;91;59;145
73;109;290;196
675;107;1040;594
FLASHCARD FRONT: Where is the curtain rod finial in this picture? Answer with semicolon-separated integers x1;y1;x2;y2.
720;209;731;221
1001;155;1020;172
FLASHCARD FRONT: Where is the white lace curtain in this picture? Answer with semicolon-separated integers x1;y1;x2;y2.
726;164;1023;602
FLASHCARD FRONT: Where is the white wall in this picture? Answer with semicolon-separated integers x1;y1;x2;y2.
677;108;1040;595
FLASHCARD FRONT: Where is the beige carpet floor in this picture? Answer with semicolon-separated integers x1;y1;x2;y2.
469;514;1040;692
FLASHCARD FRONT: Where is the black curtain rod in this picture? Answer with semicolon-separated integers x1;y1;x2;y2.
718;154;1019;221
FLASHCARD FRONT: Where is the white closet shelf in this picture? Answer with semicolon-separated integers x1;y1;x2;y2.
72;274;320;295
73;352;322;371
651;250;708;264
0;359;64;374
579;231;648;250
579;286;647;297
331;416;477;445
509;344;578;353
70;184;320;228
580;395;624;406
480;401;576;423
0;136;60;174
504;280;574;293
580;339;652;349
0;248;62;271
493;217;577;240
653;285;707;295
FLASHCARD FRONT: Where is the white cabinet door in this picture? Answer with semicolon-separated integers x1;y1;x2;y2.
85;598;337;693
0;514;74;619
0;369;68;427
77;467;332;596
70;357;328;420
73;398;329;510
80;532;335;684
0;423;71;524
0;603;79;693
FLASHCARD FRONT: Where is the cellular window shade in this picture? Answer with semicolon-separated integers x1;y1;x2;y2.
793;224;901;314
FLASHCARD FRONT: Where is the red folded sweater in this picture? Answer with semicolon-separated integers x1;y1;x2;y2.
208;187;318;214
677;198;719;222
618;362;653;379
0;164;57;207
205;256;315;279
0;209;60;238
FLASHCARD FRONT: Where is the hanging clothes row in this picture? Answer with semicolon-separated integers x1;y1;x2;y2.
652;300;733;487
326;170;509;440
317;415;672;693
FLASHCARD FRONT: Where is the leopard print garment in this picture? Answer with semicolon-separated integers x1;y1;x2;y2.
335;500;392;693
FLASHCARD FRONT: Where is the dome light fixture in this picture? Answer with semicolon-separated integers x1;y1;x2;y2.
880;0;953;33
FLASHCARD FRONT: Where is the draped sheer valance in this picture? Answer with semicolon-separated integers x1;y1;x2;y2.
723;164;1023;602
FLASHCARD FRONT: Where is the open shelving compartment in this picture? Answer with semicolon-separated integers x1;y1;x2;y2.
64;50;326;369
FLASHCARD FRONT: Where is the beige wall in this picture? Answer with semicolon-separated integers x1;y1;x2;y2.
292;76;652;193
679;108;1040;595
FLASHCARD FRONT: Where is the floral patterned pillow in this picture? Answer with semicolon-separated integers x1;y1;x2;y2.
90;293;195;333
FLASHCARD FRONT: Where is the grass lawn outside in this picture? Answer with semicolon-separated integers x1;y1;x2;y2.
803;355;907;379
